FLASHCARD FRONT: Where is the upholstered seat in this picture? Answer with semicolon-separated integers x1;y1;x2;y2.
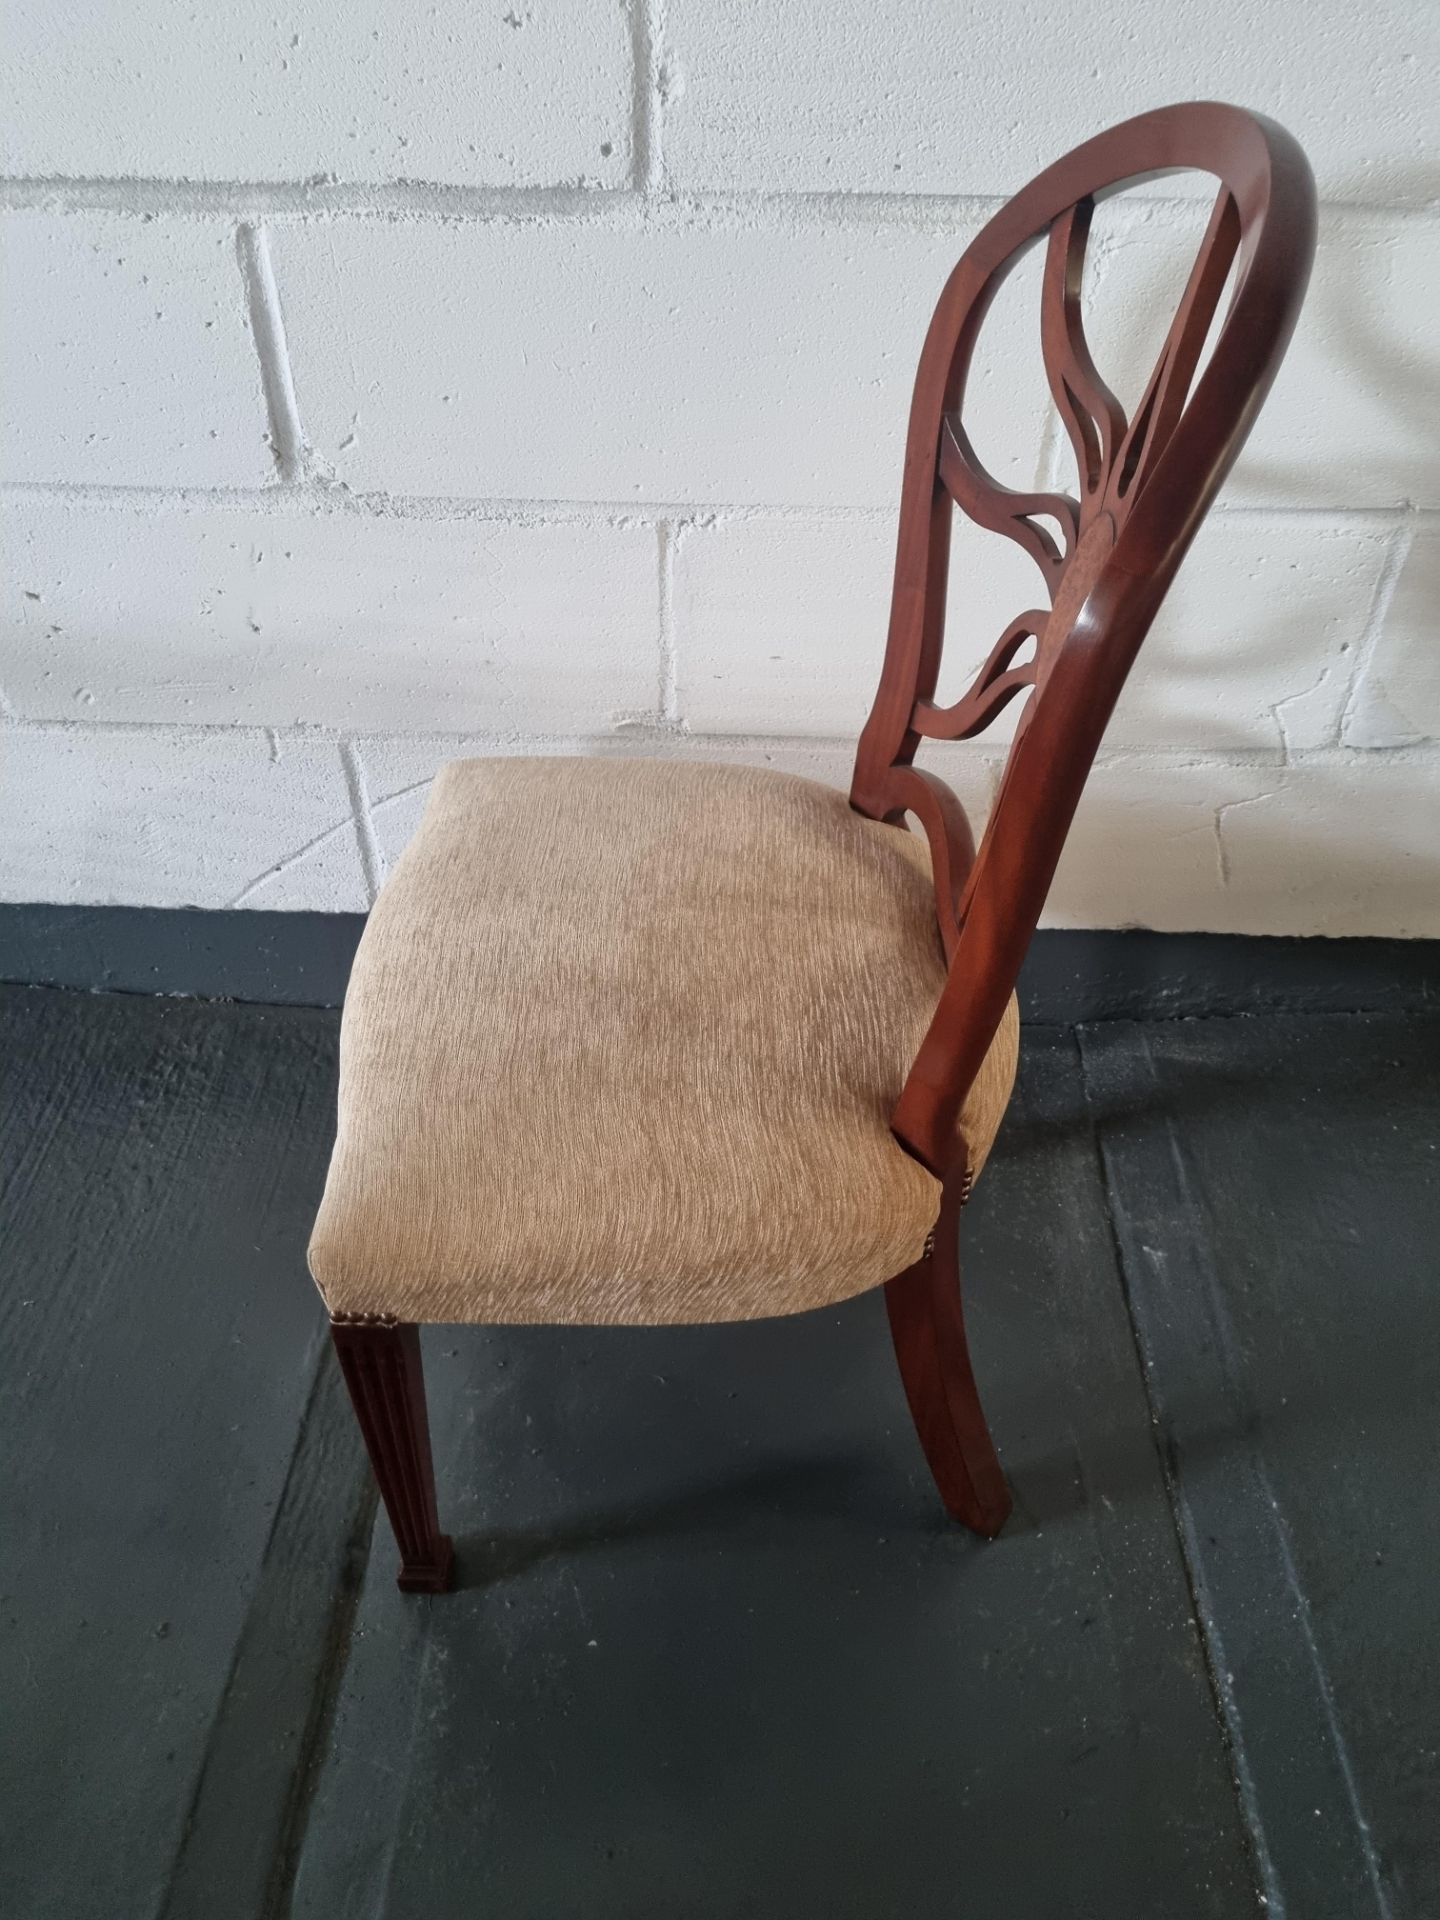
309;756;1017;1328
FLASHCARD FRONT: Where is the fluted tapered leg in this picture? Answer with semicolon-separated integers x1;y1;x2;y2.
885;1182;1011;1537
331;1319;454;1593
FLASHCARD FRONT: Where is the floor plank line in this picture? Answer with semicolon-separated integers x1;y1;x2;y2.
158;1338;377;1920
1077;1017;1426;1920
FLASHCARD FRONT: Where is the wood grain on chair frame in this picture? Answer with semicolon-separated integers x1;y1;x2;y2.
328;104;1316;1587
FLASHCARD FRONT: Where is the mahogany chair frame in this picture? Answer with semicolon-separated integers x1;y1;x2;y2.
331;103;1315;1589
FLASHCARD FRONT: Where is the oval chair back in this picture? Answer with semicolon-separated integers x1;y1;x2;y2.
851;103;1317;1176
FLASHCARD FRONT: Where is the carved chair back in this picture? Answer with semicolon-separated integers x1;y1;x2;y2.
851;103;1316;1175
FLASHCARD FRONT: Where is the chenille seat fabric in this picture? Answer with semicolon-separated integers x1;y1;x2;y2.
308;756;1018;1328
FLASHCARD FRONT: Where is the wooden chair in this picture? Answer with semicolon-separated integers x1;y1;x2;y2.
309;103;1315;1592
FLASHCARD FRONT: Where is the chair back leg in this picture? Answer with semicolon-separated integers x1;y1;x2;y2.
331;1318;455;1592
885;1184;1012;1536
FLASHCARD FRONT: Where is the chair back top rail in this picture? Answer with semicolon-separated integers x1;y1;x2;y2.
850;102;1316;1174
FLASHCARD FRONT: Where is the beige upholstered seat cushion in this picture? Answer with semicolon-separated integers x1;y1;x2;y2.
309;758;1017;1327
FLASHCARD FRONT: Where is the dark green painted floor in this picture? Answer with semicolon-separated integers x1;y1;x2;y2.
2;983;1436;1919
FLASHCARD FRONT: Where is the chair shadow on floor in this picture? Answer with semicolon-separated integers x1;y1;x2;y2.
446;1451;938;1594
438;1385;1237;1593
440;1385;1351;1593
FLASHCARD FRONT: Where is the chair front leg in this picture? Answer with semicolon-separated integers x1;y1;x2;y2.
331;1318;454;1593
885;1180;1011;1537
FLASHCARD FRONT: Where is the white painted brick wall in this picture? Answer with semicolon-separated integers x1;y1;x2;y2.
1341;526;1440;749
3;496;659;732
661;0;1439;208
1;1;1436;935
1050;753;1440;937
0;212;271;487
0;725;361;909
3;2;633;190
268;212;1048;506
